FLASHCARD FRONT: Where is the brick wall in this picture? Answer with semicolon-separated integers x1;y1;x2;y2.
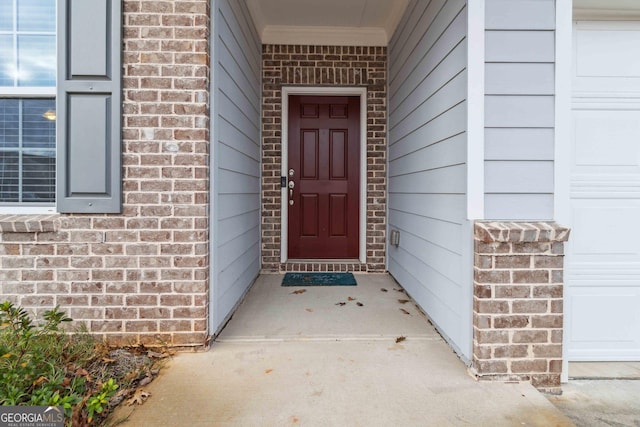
261;45;387;272
0;0;211;348
472;222;570;391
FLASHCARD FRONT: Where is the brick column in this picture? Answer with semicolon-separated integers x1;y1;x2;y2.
472;221;570;392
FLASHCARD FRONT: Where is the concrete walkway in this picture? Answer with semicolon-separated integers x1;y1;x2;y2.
546;363;640;426
548;380;640;427
109;274;574;426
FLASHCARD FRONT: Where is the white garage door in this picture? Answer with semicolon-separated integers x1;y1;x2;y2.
567;21;640;361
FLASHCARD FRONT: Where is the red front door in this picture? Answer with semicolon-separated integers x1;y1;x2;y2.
287;95;360;259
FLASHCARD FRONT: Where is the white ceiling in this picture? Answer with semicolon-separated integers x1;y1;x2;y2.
245;0;409;46
245;0;640;46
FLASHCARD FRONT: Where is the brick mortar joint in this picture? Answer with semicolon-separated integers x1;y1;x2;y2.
474;221;570;244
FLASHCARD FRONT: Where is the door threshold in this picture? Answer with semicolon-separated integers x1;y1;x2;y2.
280;259;367;273
288;259;361;263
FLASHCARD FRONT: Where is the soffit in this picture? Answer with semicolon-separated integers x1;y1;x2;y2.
245;0;409;46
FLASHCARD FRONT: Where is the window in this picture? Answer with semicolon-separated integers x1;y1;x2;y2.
0;0;56;206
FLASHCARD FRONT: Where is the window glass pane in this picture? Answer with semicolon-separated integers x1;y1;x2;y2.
0;99;19;148
0;1;13;31
23;150;55;202
17;0;55;32
22;99;55;149
0;35;15;86
0;151;19;202
17;35;55;87
0;99;56;204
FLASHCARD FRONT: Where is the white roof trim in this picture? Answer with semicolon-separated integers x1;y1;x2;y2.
261;25;388;46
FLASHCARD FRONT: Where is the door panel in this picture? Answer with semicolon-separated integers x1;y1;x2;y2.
330;130;347;179
300;194;319;237
329;194;347;237
302;130;319;179
288;95;359;259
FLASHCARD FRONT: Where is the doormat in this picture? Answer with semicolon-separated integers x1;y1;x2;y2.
282;272;357;286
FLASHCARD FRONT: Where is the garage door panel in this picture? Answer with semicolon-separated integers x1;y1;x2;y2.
570;290;639;342
570;201;640;261
567;285;640;360
576;28;640;77
573;110;640;169
574;21;640;94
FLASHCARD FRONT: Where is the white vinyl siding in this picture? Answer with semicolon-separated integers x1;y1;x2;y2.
388;0;470;359
484;0;556;220
211;0;261;332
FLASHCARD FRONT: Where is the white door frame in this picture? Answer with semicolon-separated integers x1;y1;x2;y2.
280;86;367;264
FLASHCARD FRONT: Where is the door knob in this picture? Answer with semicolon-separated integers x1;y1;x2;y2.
288;180;294;206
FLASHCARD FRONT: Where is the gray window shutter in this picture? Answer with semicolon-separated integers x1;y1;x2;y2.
56;0;122;213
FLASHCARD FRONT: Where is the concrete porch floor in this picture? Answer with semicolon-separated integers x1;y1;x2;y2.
109;274;573;426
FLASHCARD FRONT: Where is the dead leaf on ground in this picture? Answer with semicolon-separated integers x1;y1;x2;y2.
291;289;307;295
126;389;151;406
380;288;388;292
398;299;410;304
347;297;356;301
395;336;406;343
138;376;153;387
123;370;139;383
305;308;313;312
335;302;346;306
101;357;116;363
75;368;89;376
32;376;47;387
110;388;129;407
265;369;273;374
400;308;411;315
356;302;364;307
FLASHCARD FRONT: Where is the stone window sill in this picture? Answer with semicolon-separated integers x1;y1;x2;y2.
0;214;60;233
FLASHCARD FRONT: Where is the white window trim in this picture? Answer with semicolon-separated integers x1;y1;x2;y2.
0;205;56;214
0;88;56;97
